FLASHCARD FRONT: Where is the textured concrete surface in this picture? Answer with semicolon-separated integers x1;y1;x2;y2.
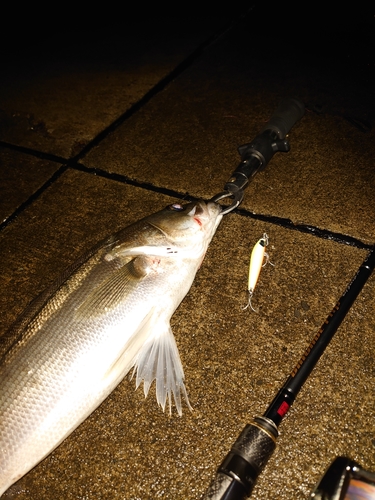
1;5;374;499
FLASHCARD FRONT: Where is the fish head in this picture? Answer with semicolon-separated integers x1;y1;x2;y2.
147;200;223;254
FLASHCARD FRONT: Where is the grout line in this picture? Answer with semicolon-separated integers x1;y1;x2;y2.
0;141;67;164
233;207;373;250
73;163;373;250
0;164;68;232
0;142;371;251
72;163;198;200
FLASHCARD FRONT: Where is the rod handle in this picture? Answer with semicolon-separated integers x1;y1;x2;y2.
201;417;278;499
261;98;305;139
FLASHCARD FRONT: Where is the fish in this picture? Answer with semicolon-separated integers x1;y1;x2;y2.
0;199;223;497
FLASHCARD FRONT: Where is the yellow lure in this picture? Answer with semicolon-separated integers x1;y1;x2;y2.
243;233;271;312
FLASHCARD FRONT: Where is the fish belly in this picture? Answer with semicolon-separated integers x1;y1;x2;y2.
0;303;146;494
0;259;174;496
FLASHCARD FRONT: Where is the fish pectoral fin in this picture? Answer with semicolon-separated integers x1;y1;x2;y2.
133;322;192;416
75;256;156;319
102;308;157;387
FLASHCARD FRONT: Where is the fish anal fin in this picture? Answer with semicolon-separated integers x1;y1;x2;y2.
134;322;191;416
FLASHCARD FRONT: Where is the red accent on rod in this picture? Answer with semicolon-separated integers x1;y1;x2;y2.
277;401;290;417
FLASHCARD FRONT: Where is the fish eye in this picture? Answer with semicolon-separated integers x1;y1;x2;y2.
168;203;184;211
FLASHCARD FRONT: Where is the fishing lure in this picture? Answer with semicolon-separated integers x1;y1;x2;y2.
243;233;273;312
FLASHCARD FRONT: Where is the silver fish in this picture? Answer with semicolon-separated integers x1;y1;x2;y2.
0;199;222;496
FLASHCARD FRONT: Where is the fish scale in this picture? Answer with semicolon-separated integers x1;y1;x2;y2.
0;200;222;496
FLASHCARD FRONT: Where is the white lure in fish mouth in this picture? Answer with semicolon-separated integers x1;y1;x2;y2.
0;199;223;496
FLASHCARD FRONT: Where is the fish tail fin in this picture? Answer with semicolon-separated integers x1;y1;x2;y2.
134;324;192;416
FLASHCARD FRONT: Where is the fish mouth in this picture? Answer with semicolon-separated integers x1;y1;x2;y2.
206;200;224;222
195;200;222;217
196;201;223;235
187;201;222;230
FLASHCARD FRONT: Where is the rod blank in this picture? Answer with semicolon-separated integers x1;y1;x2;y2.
201;248;375;499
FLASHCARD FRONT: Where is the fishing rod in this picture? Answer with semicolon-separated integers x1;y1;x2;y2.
210;97;305;214
199;97;375;498
201;246;375;499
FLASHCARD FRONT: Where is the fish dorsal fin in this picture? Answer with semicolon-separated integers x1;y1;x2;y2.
133;320;192;416
75;256;152;319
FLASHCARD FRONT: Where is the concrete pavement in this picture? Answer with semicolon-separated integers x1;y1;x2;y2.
1;5;374;499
